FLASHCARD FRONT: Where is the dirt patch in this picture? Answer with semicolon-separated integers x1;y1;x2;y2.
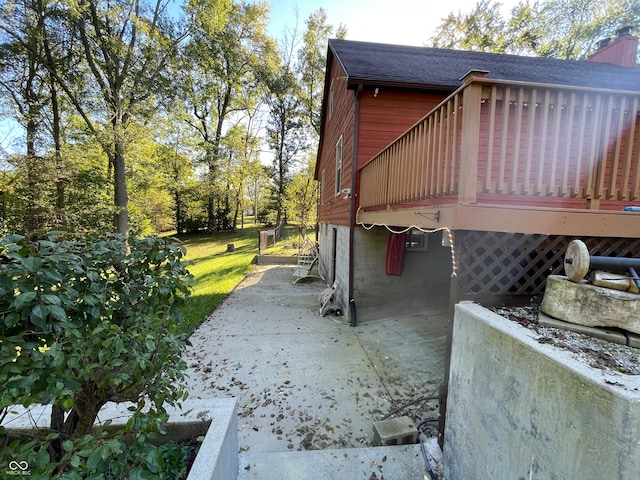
490;305;640;376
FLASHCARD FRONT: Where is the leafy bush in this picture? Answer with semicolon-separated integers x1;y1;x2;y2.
0;233;193;478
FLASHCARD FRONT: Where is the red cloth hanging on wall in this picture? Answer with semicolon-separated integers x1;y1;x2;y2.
385;232;406;276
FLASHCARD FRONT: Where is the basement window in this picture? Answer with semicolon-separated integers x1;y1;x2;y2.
405;229;428;251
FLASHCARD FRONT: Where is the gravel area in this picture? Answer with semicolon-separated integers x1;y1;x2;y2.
490;305;640;376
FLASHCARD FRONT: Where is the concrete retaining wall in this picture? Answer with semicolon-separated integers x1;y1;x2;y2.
2;398;238;480
256;254;298;265
187;398;238;480
443;302;640;480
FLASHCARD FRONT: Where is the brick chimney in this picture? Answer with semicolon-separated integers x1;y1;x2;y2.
588;26;638;68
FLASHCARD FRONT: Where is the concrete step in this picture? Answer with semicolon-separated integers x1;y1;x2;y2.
238;440;442;480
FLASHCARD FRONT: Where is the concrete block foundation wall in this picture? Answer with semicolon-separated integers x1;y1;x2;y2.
317;224;453;323
317;223;351;318
444;302;640;480
352;227;452;321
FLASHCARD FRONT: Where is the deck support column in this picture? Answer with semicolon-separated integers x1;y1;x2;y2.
458;72;487;205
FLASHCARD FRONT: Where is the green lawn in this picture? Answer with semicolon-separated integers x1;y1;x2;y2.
260;224;303;255
171;224;306;336
173;227;260;335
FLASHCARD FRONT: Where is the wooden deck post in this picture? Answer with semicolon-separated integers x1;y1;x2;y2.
458;71;487;204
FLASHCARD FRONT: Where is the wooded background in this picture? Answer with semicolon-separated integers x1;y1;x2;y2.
0;0;636;238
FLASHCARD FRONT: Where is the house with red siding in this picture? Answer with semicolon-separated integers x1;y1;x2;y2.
315;30;640;326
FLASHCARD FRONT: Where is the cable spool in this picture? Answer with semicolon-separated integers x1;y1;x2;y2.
564;239;590;282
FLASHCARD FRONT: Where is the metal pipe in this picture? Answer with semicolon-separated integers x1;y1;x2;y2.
348;84;363;327
587;255;640;272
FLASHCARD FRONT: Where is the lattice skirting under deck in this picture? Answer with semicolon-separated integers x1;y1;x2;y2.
455;231;640;297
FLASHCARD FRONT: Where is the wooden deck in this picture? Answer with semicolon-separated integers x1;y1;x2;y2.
358;72;640;238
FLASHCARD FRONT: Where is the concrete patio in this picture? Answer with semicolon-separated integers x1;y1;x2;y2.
182;264;448;479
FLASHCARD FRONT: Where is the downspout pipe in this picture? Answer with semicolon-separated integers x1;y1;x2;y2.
348;84;363;327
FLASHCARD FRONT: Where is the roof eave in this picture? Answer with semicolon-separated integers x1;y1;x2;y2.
345;77;458;94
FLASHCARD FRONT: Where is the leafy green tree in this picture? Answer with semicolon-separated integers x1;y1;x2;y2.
2;0;187;236
0;0;48;158
1;0;193;236
262;15;312;227
218;123;251;230
0;0;63;235
264;62;307;226
64;0;187;236
285;154;317;229
49;119;117;236
431;0;509;53
430;0;640;61
0;154;59;236
501;1;547;56
0;0;348;237
180;181;210;233
259;8;343;227
0;159;14;232
297;8;346;137
180;0;272;231
123;123;181;235
0;233;192;477
535;0;640;60
244;158;270;226
155;139;200;235
0;121;115;238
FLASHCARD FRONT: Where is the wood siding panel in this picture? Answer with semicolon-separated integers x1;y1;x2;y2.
357;91;445;170
316;56;354;226
316;67;445;226
355;90;446;216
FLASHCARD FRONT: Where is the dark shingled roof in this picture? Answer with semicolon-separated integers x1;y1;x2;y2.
329;39;640;92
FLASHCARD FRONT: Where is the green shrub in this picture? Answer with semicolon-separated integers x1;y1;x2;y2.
0;233;193;478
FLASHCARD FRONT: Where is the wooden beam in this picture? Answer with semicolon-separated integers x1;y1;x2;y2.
358;203;640;238
455;204;640;237
357;205;457;231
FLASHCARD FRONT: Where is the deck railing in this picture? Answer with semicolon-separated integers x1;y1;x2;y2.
359;75;640;210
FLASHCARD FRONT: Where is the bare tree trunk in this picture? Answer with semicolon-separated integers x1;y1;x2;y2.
113;135;129;237
50;76;66;230
206;153;216;232
232;195;239;231
24;113;39;235
207;188;215;232
174;190;182;234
